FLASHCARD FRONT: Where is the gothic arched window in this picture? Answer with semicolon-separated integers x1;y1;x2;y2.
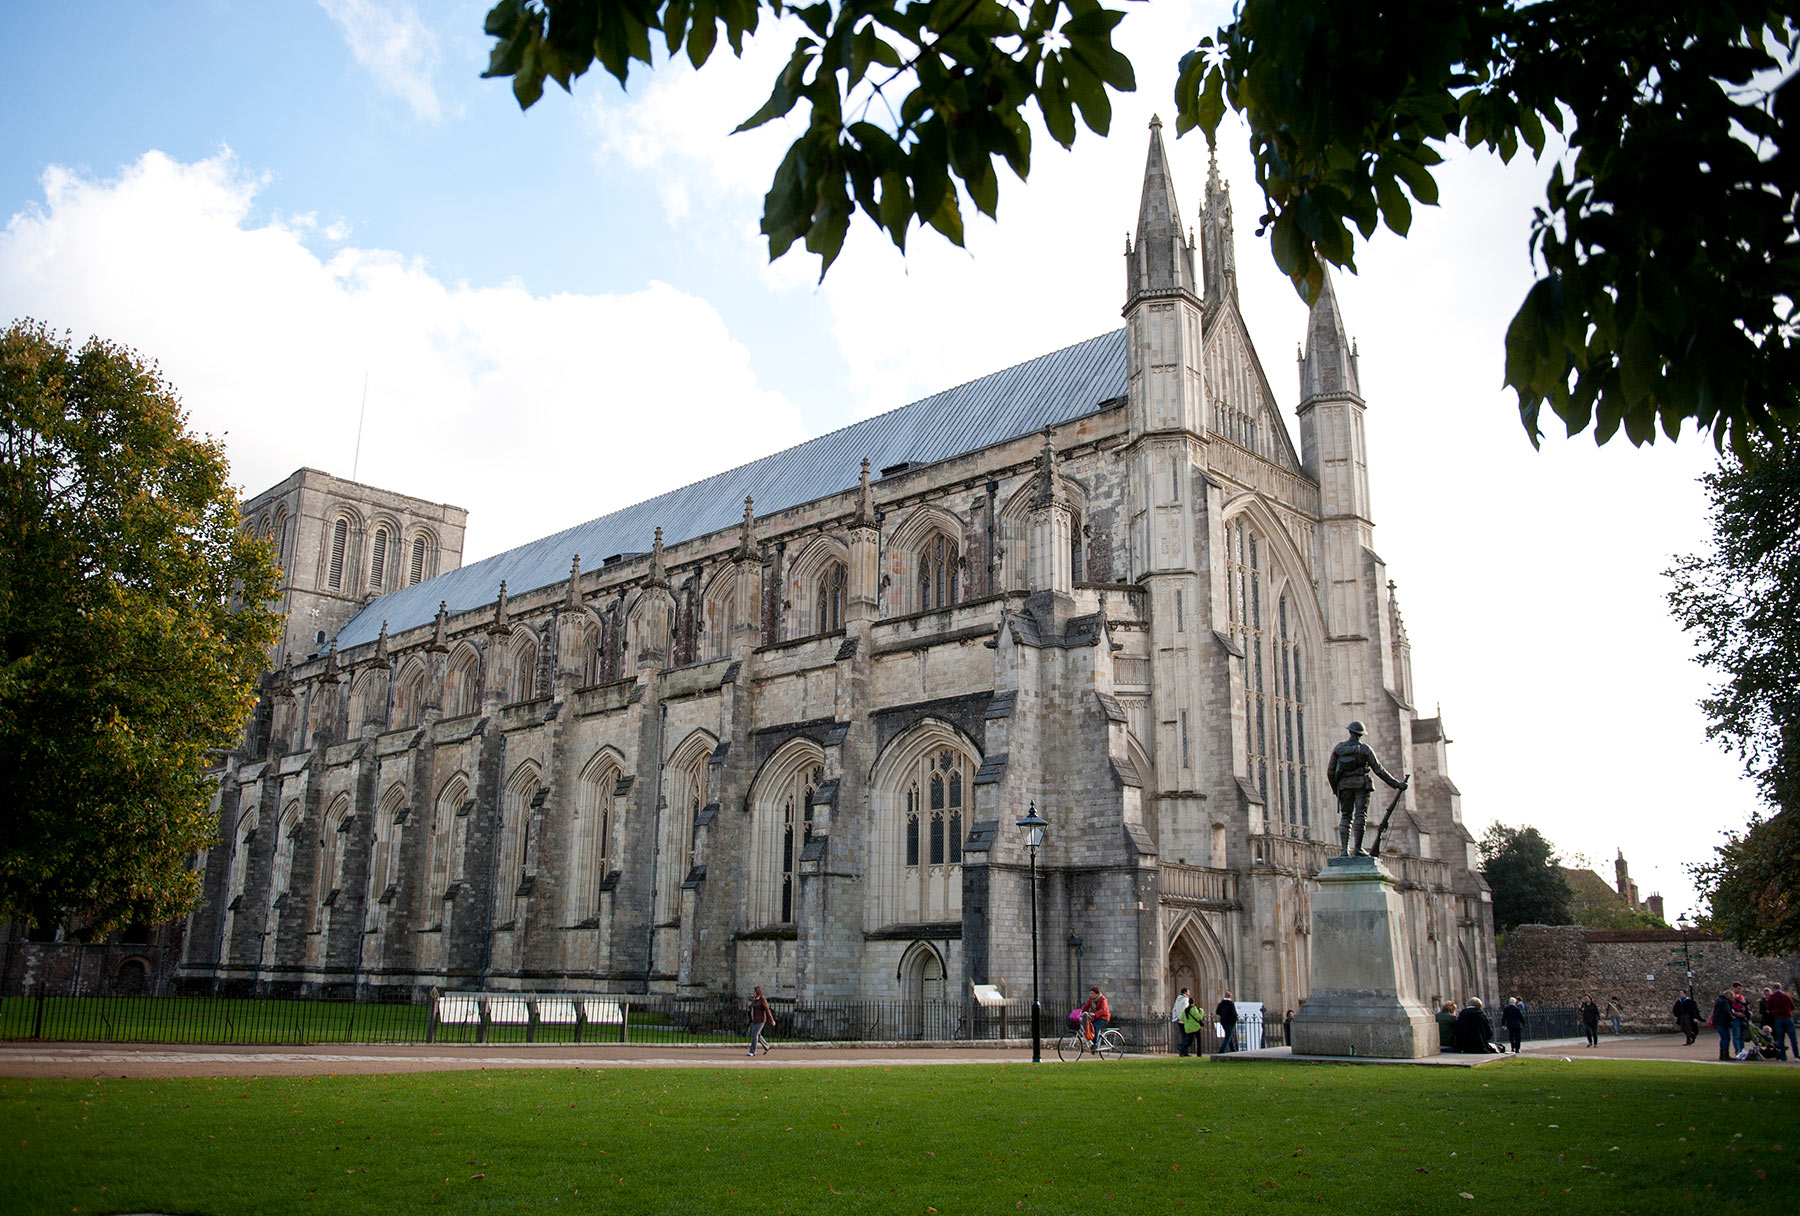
917;534;959;611
1275;594;1310;828
901;746;969;920
570;754;618;923
817;562;845;633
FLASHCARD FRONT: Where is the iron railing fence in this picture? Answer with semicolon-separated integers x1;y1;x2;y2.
0;990;1168;1051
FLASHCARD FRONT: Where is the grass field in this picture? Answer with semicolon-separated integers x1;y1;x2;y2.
1;1057;1789;1214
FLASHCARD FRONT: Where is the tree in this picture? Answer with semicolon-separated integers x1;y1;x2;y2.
1669;437;1800;952
0;321;281;937
1690;811;1800;955
478;1;1800;453
1479;823;1574;932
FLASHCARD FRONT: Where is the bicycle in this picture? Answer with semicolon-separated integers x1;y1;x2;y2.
1057;1021;1125;1061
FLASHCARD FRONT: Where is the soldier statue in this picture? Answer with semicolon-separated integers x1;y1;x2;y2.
1327;721;1407;857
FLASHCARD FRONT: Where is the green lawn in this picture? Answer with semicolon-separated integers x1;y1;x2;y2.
1;1058;1788;1214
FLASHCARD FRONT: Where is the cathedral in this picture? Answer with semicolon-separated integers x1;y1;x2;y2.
180;121;1498;1021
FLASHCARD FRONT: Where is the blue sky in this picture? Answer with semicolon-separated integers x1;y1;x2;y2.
0;1;1760;919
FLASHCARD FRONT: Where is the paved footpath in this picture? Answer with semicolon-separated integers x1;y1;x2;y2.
0;1041;1040;1079
1;1033;1788;1080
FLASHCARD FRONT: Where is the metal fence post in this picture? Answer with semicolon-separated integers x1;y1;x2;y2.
621;1001;630;1045
426;986;439;1044
32;984;46;1041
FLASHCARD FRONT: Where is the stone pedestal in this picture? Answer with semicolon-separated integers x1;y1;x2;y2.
1291;855;1438;1058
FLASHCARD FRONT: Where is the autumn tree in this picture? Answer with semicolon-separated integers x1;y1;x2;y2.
1479;823;1574;933
1669;438;1800;952
0;320;282;937
478;0;1800;452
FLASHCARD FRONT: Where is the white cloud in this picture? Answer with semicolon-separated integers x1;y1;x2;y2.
0;150;808;563
319;0;445;122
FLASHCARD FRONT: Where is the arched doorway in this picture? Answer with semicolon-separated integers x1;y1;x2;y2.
113;957;149;995
899;942;947;1039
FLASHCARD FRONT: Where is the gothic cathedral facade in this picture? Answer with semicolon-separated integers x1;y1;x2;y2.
182;122;1498;1018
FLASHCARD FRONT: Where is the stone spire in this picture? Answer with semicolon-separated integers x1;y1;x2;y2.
646;527;668;588
1125;115;1199;306
429;601;449;652
853;459;877;529
1032;427;1067;507
319;639;340;684
738;497;758;560
375;619;389;661
1298;268;1362;402
567;554;582;607
487;580;511;636
1200;146;1239;312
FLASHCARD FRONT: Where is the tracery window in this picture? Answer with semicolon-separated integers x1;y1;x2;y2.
570;754;618;923
901;747;969;920
366;785;406;927
496;763;539;923
1274;595;1310;828
816;562;845;633
270;803;303;906
506;633;539;703
779;764;823;923
318;795;351;912
1227;520;1311;832
328;518;350;590
656;739;711;923
917;534;959;611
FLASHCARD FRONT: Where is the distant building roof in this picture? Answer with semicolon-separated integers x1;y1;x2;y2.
336;330;1129;648
1561;866;1624;907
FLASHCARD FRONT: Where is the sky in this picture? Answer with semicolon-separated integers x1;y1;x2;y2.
0;2;1761;918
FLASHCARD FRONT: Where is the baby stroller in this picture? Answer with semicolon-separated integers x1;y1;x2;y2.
1738;1021;1782;1060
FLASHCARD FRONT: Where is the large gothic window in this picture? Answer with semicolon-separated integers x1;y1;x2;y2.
505;633;539;703
748;741;824;927
1275;595;1310;829
393;659;426;729
1227;519;1311;833
445;646;481;717
1228;520;1269;811
655;737;712;924
496;762;540;926
570;753;619;923
892;743;971;923
816;562;845;633
270;802;303;909
366;785;406;931
317;795;352;915
781;764;822;922
917;534;959;611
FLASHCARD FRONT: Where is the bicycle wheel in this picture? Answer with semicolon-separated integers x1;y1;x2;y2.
1096;1029;1125;1060
1056;1034;1084;1062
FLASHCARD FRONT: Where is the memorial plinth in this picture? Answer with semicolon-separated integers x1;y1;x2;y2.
1291;855;1438;1059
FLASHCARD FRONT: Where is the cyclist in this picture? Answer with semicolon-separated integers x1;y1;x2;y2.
1081;986;1111;1046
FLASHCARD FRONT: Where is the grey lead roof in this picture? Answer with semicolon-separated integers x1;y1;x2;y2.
335;328;1129;649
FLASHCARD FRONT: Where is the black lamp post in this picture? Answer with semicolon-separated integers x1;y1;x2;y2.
1677;912;1694;996
1017;802;1048;1063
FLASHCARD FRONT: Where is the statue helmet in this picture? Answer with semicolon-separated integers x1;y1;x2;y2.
1346;720;1366;736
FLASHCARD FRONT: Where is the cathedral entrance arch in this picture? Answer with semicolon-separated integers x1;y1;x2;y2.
1165;913;1230;1027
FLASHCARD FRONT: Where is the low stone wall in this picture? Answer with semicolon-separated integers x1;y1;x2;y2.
1497;926;1800;1032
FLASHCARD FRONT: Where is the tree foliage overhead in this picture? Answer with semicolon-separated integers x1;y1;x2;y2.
480;0;1800;454
1479;823;1574;932
1669;437;1800;952
1182;0;1800;455
0;321;282;936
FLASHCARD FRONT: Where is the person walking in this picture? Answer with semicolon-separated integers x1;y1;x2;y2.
1605;996;1623;1036
1579;995;1600;1047
1501;996;1525;1054
1712;988;1735;1061
1216;991;1240;1053
1179;997;1206;1057
1283;1008;1294;1047
1171;987;1194;1057
1672;992;1701;1044
747;985;773;1056
1768;983;1797;1062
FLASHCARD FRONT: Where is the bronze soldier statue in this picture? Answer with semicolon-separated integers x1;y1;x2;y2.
1327;721;1407;856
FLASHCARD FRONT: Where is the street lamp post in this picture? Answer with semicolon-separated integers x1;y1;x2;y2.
1677;913;1694;995
1017;802;1048;1064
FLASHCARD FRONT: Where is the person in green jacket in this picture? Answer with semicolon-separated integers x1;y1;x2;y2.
1436;1000;1459;1051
